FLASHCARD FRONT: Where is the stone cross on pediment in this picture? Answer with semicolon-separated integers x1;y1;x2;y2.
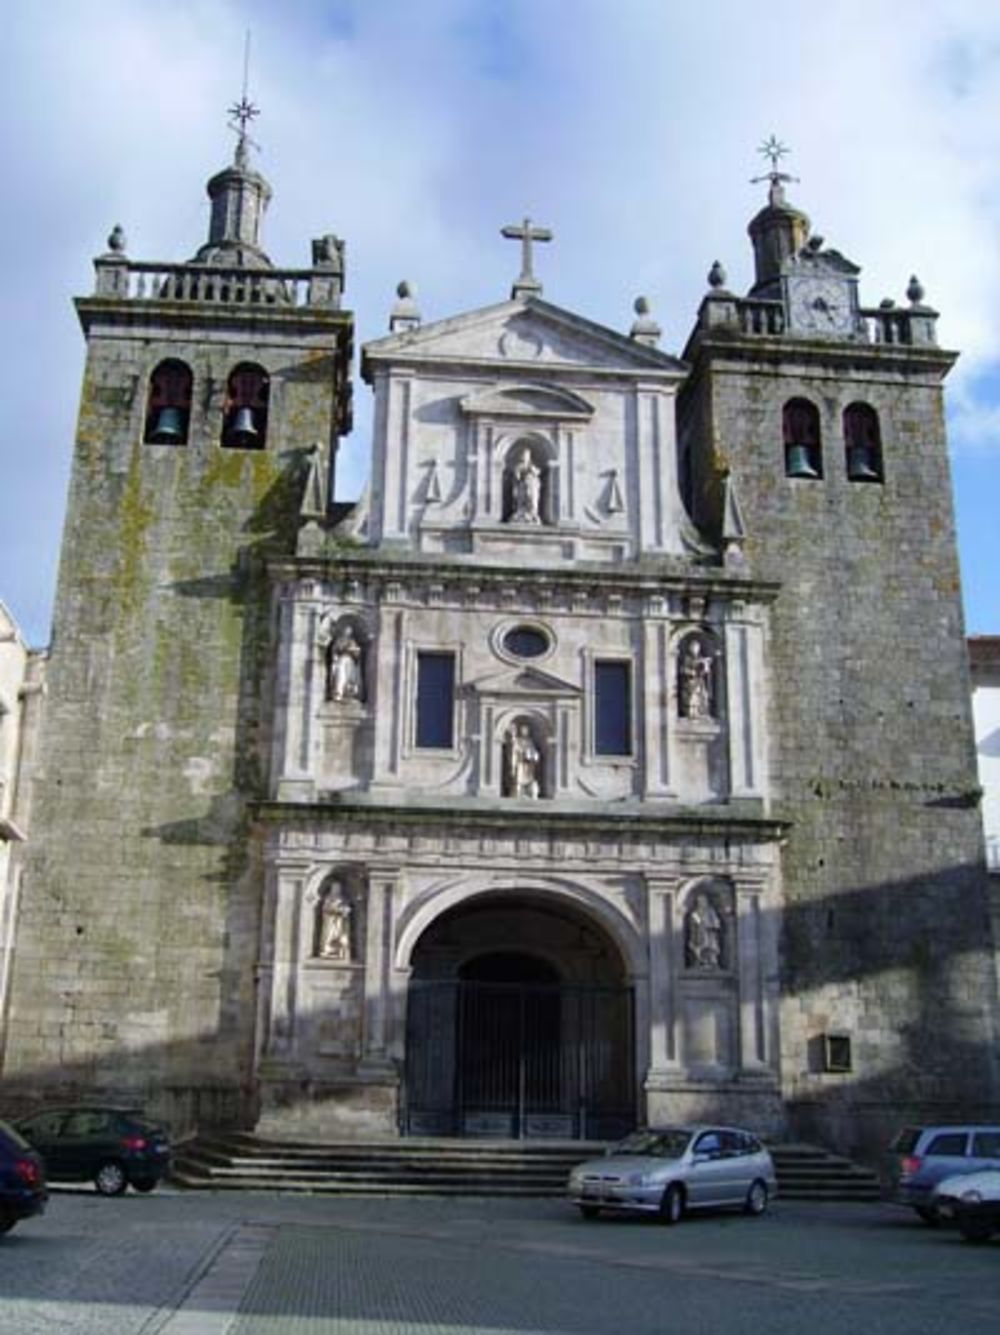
501;216;553;299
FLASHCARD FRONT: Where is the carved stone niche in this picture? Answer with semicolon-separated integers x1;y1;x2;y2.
676;627;721;723
683;880;731;972
501;715;546;799
673;626;727;804
313;877;357;965
677;877;738;1074
317;613;369;706
502;436;550;525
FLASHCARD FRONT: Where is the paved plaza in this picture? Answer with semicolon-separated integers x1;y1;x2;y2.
0;1189;998;1335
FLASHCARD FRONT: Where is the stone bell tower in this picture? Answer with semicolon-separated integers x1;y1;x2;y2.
678;145;1000;1156
1;105;353;1131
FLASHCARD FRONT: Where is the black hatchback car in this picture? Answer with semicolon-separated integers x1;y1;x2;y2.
14;1106;171;1195
0;1118;47;1234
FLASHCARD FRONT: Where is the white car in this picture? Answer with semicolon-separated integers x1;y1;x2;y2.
931;1168;1000;1242
568;1125;777;1224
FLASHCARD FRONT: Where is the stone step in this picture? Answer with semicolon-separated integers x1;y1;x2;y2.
172;1134;882;1201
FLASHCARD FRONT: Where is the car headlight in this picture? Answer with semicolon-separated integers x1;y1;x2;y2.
961;1189;983;1204
628;1171;656;1186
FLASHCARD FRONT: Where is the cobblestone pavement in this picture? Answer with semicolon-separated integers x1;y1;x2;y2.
1;1188;999;1335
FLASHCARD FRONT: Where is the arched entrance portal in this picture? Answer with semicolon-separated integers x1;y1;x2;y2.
404;895;635;1139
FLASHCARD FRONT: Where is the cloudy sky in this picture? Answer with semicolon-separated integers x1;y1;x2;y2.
2;0;999;646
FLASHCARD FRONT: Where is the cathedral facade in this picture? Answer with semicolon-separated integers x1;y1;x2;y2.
2;129;996;1159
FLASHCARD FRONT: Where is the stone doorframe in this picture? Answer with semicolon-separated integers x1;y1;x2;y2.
393;872;651;1103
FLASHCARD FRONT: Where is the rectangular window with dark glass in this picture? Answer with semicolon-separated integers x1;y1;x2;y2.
415;652;455;749
595;660;631;756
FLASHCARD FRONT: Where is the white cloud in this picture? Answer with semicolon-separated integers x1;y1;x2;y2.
2;0;999;641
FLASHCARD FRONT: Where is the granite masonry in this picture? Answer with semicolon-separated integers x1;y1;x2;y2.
1;132;996;1161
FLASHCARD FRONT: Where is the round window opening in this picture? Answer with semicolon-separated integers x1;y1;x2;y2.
503;626;550;659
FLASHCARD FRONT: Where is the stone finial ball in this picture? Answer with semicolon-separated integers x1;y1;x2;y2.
634;296;651;315
707;260;726;289
108;224;126;253
397;280;415;299
906;275;925;306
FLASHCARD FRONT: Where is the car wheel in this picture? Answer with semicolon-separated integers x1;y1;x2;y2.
915;1206;940;1227
131;1179;158;1194
744;1179;769;1216
578;1205;600;1220
95;1160;128;1196
958;1221;994;1244
659;1184;684;1225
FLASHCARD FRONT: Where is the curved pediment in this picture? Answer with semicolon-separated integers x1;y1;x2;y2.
461;382;595;421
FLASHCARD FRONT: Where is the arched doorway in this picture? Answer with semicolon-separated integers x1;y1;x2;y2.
404;895;634;1139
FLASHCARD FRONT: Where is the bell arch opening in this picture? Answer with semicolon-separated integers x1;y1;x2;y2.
404;893;635;1140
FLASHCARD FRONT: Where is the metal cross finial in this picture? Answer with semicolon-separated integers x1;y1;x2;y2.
227;31;260;166
501;216;553;298
750;135;799;204
758;135;789;174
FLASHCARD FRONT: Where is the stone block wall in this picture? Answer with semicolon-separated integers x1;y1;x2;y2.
679;336;1000;1158
2;296;350;1135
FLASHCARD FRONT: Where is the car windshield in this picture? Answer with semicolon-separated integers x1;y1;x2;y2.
613;1130;692;1158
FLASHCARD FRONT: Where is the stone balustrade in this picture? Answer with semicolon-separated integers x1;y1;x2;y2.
697;293;938;347
93;257;343;310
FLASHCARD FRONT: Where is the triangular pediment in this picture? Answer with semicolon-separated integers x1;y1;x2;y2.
362;296;686;380
466;664;582;698
461;382;594;420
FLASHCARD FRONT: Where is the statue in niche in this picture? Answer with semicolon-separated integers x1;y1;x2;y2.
679;636;715;720
328;626;363;703
318;888;353;961
509;445;542;523
505;722;541;799
686;891;723;970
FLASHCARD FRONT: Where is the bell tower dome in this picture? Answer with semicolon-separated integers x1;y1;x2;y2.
192;92;273;269
747;137;810;297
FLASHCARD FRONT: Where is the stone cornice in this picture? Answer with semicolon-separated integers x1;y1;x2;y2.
680;328;958;382
254;794;789;845
75;296;353;341
269;550;781;607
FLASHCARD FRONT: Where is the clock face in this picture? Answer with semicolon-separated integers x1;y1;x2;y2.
787;275;854;335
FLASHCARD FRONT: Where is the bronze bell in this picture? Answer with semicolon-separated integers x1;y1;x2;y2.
149;406;186;444
228;406;258;445
786;443;819;479
847;444;880;481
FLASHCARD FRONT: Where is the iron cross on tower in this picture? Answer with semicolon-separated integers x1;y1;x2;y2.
501;217;553;298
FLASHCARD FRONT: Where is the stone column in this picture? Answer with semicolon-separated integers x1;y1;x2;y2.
641;603;673;797
634;385;665;553
380;371;413;541
645;876;680;1072
259;863;307;1060
735;877;771;1071
723;607;765;799
360;865;399;1071
274;594;319;801
371;593;405;786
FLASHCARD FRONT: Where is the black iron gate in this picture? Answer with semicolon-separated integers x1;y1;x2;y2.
404;980;634;1139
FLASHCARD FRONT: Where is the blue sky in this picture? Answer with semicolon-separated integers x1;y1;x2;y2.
1;0;998;645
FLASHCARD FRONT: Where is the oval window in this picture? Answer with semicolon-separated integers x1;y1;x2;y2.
503;626;549;659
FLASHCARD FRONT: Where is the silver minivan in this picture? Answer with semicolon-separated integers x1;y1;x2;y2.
888;1125;1000;1222
567;1125;777;1223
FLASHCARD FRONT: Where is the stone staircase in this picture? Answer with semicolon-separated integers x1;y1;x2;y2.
170;1133;881;1201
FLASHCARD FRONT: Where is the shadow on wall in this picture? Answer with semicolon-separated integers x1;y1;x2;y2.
0;856;997;1169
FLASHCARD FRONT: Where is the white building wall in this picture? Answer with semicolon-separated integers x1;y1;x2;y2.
970;638;1000;873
